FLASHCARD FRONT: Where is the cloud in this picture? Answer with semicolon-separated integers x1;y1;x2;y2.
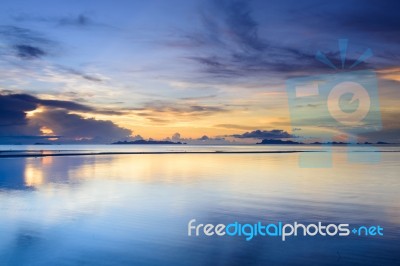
58;14;95;27
0;25;56;60
132;100;230;123
165;132;230;144
171;132;181;142
55;14;115;29
377;67;400;82
32;110;131;143
57;65;104;82
13;13;112;29
0;93;131;143
8;93;122;115
140;101;227;114
211;0;267;52
358;110;400;143
0;93;40;137
308;0;400;43
179;94;217;100
230;129;293;139
161;0;397;84
0;25;53;45
360;128;400;143
0;24;106;83
164;1;325;80
0;25;106;87
14;44;46;59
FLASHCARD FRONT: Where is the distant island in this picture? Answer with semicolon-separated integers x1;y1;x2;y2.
257;139;302;145
257;139;392;145
113;140;184;145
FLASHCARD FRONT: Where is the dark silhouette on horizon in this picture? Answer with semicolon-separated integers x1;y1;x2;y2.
113;140;184;145
257;139;393;145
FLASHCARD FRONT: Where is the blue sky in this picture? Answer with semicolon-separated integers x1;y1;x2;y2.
0;0;399;144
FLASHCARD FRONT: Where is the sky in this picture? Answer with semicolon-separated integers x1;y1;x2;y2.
0;0;399;144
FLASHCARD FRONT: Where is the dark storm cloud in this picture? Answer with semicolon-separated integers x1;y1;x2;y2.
230;129;293;139
32;110;131;143
9;93;122;115
0;94;40;136
0;93;131;143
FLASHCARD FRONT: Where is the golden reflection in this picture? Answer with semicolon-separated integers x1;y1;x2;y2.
41;152;53;165
4;150;397;238
24;166;44;187
24;152;54;187
18;152;400;217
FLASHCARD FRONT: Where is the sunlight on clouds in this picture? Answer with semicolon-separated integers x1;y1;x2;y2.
40;126;53;134
377;67;400;82
26;106;44;117
40;127;58;141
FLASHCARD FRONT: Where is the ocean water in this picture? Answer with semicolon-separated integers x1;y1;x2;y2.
0;145;399;265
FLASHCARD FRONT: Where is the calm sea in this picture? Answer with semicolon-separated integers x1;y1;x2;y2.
0;145;399;265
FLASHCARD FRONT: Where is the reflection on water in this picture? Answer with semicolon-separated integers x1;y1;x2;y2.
0;148;399;265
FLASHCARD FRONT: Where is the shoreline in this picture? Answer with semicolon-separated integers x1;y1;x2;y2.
0;150;316;158
0;150;398;158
